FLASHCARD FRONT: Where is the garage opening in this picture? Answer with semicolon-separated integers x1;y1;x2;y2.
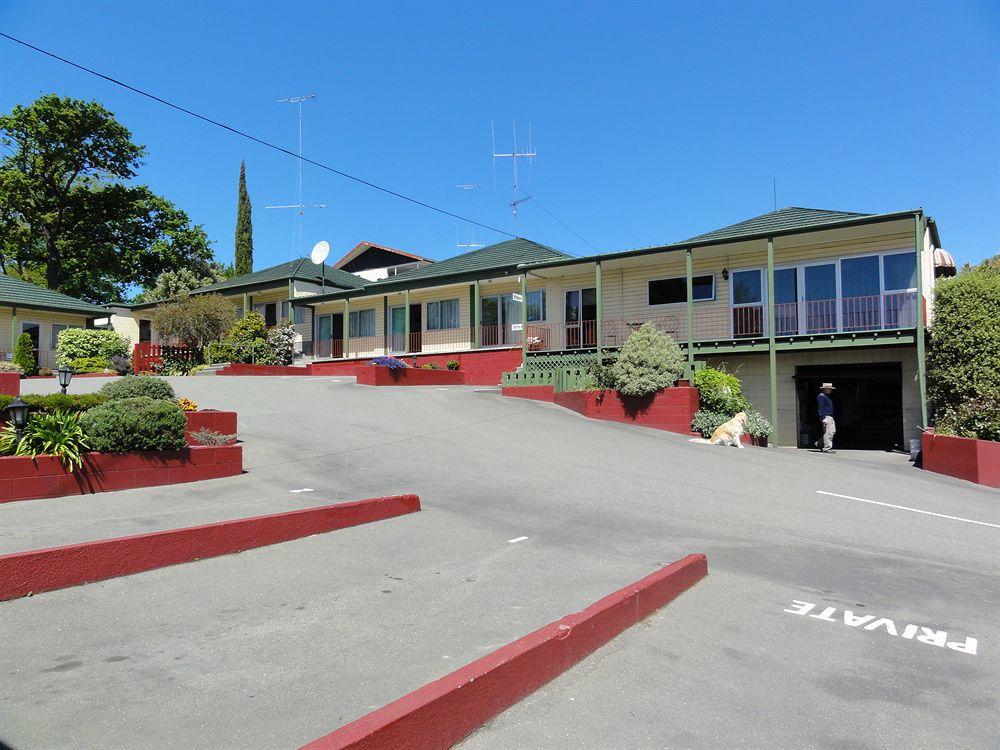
795;362;904;450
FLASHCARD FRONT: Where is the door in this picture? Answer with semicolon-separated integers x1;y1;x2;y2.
501;294;520;346
409;304;422;352
316;314;336;359
564;288;597;349
390;307;406;353
480;296;500;347
773;268;798;335
839;255;881;332
803;263;838;333
730;270;764;337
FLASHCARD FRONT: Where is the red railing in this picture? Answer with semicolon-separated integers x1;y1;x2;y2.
133;343;196;374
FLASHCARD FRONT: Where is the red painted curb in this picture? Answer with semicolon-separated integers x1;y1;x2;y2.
0;494;421;601
301;553;708;750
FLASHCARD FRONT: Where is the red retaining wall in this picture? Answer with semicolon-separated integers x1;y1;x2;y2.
216;363;314;376
184;410;238;445
0;494;421;601
301;553;708;750
922;430;1000;488
0;445;243;503
310;348;521;386
501;385;555;401
356;367;466;386
0;372;19;396
551;388;699;436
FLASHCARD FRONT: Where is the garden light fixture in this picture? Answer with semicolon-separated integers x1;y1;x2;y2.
6;397;29;440
56;366;74;394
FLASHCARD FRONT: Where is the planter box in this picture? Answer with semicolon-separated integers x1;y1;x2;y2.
921;430;1000;488
184;410;238;445
309;349;521;386
356;367;466;386
553;387;699;436
0;372;19;396
0;445;243;503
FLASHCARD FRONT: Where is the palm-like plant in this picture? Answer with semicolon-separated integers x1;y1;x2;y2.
0;410;90;471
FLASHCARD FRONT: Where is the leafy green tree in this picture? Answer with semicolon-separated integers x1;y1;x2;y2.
132;261;234;303
12;331;36;376
150;294;237;350
0;94;215;302
234;160;253;275
610;322;685;397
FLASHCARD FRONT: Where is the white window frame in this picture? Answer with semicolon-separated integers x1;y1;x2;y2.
647;273;715;308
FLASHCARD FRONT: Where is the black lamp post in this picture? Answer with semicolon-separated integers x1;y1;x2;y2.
56;365;74;394
5;397;30;441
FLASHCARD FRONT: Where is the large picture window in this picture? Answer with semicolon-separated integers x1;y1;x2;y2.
349;309;376;338
648;274;714;306
526;290;546;322
427;299;460;330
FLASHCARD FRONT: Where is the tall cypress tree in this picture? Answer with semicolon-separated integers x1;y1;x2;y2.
234;160;254;275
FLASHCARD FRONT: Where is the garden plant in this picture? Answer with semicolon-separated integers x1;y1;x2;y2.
610;323;685;397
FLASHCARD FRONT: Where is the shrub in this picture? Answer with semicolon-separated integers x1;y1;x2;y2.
205;341;235;365
691;410;730;438
0;393;107;414
100;375;176;402
585;358;618;391
81;396;187;452
159;351;194;376
13;332;36;376
56;328;130;367
69;356;114;374
744;409;772;439
446;360;460;371
935;388;1000;442
693;366;748;415
421;363;440;370
228;311;267;343
189;427;236;446
610;323;684;397
150;294;236;350
267;320;296;366
37;367;53;377
178;397;198;412
371;356;408;370
927;259;1000;430
109;354;133;375
0;410;90;470
0;361;23;374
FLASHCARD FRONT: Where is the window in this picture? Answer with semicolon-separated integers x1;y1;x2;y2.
281;301;290;322
648;274;714;305
51;324;70;347
883;252;916;291
349;309;375;338
731;270;762;305
21;322;40;349
526;290;546;322
294;306;306;324
139;320;152;342
427;299;460;330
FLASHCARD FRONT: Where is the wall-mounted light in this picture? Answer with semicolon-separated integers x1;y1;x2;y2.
722;267;730;281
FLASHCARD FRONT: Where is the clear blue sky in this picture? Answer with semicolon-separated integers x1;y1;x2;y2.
2;1;997;273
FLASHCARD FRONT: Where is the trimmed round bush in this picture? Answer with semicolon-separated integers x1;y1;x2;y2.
99;375;176;402
69;356;114;373
610;322;684;397
56;328;130;368
81;396;187;452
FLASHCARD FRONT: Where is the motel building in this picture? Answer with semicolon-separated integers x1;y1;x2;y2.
122;206;954;451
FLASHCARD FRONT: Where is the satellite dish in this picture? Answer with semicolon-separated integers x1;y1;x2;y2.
310;240;330;265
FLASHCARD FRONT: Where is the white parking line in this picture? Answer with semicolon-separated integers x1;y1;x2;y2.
508;536;529;544
289;488;315;494
817;491;999;529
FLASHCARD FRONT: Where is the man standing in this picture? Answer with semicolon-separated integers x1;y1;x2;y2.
816;383;836;453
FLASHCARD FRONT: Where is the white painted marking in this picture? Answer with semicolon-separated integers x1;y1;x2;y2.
289;488;314;494
508;536;529;544
816;491;999;529
783;600;978;655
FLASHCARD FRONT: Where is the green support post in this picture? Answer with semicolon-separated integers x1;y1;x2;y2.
404;290;411;354
383;296;389;355
767;237;778;444
343;298;350;359
286;280;294;324
914;213;929;428
595;260;602;358
243;292;250;314
469;283;477;350
685;249;694;373
472;280;480;349
520;274;528;367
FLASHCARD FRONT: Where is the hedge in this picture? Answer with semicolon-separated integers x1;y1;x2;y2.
99;375;176;402
56;329;130;367
81;396;187;452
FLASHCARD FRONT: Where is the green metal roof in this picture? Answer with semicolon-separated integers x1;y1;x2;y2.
192;258;366;294
297;238;572;303
0;273;108;316
680;207;870;244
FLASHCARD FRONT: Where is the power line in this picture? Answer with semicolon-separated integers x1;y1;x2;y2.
0;32;515;239
526;195;598;255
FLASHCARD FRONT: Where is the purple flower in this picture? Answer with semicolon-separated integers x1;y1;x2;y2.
370;356;409;370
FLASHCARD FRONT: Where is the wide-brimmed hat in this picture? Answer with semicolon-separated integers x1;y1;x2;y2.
819;382;836;390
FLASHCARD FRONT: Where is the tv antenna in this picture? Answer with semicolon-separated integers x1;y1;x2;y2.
455;184;485;251
492;120;535;227
266;93;326;256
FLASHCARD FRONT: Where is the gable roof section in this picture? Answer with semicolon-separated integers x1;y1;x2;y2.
680;207;870;244
191;258;366;296
0;273;108;316
333;241;433;271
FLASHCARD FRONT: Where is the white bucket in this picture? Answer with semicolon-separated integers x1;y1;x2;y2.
909;437;921;462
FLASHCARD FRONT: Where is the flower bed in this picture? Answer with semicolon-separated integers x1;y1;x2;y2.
0;445;243;503
185;410;238;445
0;372;19;396
356;367;466;386
921;430;1000;488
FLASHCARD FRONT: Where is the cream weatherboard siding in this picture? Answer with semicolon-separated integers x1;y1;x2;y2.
1;309;95;369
